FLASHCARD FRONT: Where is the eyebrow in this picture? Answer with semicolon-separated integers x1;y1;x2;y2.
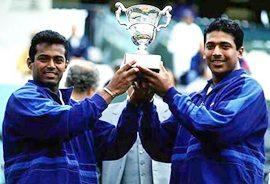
205;41;232;45
36;54;64;58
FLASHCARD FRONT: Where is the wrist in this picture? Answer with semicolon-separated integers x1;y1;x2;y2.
97;88;114;104
105;85;119;97
103;87;116;98
160;85;173;97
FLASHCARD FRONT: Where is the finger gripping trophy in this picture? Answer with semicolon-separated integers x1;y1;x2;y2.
115;2;172;72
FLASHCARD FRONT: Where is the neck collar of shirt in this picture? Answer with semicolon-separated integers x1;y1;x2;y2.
198;69;246;97
207;69;246;89
28;80;73;104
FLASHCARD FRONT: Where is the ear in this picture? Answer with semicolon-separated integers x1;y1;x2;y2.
27;58;33;70
203;54;206;60
86;88;95;97
65;60;69;69
237;47;244;59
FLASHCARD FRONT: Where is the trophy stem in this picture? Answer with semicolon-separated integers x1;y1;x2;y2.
137;45;148;54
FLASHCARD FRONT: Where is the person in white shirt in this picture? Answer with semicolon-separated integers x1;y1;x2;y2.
167;8;203;81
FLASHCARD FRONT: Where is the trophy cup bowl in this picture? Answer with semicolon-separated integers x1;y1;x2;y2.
115;2;172;72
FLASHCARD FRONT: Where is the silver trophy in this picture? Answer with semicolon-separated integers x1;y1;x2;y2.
115;2;172;71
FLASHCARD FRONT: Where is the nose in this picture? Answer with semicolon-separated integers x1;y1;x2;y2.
213;46;222;56
47;58;56;68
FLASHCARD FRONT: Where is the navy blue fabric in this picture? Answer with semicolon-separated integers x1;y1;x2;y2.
68;36;90;60
139;69;268;183
2;80;140;184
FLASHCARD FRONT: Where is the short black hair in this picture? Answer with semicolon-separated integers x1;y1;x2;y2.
204;18;244;50
65;63;99;93
29;30;69;62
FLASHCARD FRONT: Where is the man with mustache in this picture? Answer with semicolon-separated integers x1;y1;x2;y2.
137;18;268;183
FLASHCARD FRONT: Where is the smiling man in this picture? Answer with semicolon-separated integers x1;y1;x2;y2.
2;30;140;184
137;18;269;183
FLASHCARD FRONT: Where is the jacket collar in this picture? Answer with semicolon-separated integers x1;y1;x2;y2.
28;80;73;104
208;69;245;86
199;69;246;97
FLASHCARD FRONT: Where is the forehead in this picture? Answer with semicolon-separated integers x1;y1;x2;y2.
205;31;235;45
35;43;66;56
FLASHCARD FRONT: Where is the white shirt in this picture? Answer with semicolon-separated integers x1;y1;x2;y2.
168;21;203;78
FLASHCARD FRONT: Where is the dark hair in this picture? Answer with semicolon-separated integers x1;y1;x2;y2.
204;18;244;50
29;30;69;62
65;63;99;93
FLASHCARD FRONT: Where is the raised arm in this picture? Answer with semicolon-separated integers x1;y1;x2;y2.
139;102;178;162
139;64;268;146
163;78;267;146
3;61;139;143
93;101;141;161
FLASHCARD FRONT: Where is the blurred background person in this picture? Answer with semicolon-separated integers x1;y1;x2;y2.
167;8;204;85
68;24;91;60
184;58;211;94
65;61;99;101
171;0;198;21
16;30;37;81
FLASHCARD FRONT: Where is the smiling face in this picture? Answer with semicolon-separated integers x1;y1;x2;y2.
27;43;67;93
204;31;243;84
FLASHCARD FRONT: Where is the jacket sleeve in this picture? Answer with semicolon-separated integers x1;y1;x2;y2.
92;102;140;161
4;89;107;142
139;102;178;162
163;78;268;146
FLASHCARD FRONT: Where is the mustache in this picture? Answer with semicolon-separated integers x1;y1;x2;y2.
44;67;57;72
210;57;224;62
44;69;57;74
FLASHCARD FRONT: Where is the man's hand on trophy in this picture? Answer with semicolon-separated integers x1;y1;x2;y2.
129;81;154;106
138;62;174;97
106;60;139;97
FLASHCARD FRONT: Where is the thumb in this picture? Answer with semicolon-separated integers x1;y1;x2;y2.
160;61;167;73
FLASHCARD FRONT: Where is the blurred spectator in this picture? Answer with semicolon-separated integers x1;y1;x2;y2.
16;31;37;79
65;61;99;101
178;51;204;85
88;46;103;63
185;58;211;94
95;63;114;88
167;8;203;84
68;24;91;60
171;0;197;21
16;47;31;77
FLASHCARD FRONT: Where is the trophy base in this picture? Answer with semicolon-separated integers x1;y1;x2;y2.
124;53;161;73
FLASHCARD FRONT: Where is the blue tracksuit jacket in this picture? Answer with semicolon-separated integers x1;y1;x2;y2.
2;80;140;184
139;69;268;184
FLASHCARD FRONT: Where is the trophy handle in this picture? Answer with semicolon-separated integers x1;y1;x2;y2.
115;2;130;29
156;6;172;31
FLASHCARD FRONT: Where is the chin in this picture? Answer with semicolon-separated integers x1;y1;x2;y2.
42;80;59;87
